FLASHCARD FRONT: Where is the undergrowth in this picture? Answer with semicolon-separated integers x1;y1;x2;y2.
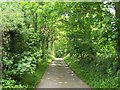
64;56;118;89
20;62;49;89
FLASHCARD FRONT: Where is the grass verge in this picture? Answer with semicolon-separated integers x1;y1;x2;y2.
20;61;49;89
64;58;118;89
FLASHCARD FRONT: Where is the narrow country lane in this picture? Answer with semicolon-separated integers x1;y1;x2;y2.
36;58;91;89
2;2;118;89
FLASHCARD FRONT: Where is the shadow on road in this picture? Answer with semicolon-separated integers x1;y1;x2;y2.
36;59;91;89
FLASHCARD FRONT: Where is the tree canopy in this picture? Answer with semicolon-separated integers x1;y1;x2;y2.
0;1;119;89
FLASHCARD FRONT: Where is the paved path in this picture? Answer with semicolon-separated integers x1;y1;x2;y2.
36;58;90;89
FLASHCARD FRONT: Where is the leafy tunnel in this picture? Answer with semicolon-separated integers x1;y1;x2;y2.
0;1;120;89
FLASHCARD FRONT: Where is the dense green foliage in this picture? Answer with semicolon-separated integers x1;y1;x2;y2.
0;1;119;89
20;62;49;88
65;56;118;88
1;2;54;88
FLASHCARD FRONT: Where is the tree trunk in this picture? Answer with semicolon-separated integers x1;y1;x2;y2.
115;2;120;71
0;31;2;70
0;31;2;56
33;12;38;32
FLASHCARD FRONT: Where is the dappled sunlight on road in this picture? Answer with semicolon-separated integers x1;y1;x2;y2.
37;59;90;89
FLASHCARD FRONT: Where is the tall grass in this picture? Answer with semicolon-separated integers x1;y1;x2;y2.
20;62;48;89
64;57;118;89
